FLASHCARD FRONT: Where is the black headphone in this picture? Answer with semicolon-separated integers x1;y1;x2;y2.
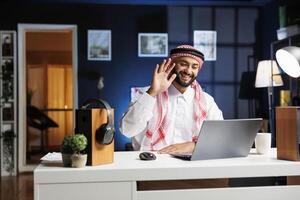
81;98;115;145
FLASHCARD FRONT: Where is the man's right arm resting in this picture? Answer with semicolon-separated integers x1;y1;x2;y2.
120;92;156;137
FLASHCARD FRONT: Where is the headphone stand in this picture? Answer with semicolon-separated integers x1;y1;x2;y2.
75;108;114;166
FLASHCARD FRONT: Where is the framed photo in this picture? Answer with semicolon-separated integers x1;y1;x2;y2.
88;30;111;61
138;33;168;57
193;30;217;61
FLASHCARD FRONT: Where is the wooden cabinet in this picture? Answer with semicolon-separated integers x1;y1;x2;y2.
276;106;300;161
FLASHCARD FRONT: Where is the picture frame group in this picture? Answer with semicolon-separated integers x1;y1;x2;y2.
87;30;217;60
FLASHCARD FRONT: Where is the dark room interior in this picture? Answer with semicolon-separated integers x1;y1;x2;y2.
1;0;300;200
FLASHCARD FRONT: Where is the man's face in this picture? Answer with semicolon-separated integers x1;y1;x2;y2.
172;56;203;87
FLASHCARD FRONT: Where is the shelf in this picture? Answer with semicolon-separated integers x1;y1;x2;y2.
0;30;17;176
1;120;15;124
1;56;14;59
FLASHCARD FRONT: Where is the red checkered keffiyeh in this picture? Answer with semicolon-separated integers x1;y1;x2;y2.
139;80;207;151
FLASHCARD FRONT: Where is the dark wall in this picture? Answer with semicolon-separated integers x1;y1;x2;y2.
260;0;279;60
0;2;168;150
0;1;277;150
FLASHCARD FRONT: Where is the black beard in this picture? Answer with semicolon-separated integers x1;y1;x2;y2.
174;70;196;87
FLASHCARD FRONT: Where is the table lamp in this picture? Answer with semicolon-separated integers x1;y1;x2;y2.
255;60;283;144
255;60;283;88
275;46;300;161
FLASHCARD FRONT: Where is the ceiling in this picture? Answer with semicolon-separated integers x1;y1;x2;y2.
22;0;274;6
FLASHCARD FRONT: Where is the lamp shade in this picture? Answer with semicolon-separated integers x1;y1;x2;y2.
255;60;283;88
275;46;300;78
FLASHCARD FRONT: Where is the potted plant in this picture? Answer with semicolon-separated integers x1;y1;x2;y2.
69;134;88;168
61;135;74;167
61;134;88;167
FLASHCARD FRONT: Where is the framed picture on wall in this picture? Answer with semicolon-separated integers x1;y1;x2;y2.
193;30;217;61
138;33;168;57
88;30;111;61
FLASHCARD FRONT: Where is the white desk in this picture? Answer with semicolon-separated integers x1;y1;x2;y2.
34;149;300;200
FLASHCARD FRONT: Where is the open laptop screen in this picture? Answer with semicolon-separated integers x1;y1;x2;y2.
171;118;262;161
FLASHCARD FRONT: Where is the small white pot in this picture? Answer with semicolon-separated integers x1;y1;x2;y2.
71;154;87;168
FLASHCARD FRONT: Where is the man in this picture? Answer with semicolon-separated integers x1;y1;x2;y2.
120;45;223;154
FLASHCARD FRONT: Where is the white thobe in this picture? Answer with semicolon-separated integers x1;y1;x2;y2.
120;84;223;150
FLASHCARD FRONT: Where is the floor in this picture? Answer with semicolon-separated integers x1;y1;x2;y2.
0;173;33;200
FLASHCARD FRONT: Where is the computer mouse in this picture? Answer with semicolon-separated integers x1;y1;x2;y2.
139;152;156;161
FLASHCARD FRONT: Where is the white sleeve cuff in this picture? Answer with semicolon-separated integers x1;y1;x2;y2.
136;92;156;110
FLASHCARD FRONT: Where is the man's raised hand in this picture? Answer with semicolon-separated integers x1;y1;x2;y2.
147;58;177;97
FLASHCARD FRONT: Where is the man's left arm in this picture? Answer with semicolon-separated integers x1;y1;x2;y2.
158;93;223;154
158;142;196;154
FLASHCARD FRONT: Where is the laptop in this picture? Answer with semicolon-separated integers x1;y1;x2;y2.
171;118;262;161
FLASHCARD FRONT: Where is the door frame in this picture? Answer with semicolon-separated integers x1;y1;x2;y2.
18;24;78;172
